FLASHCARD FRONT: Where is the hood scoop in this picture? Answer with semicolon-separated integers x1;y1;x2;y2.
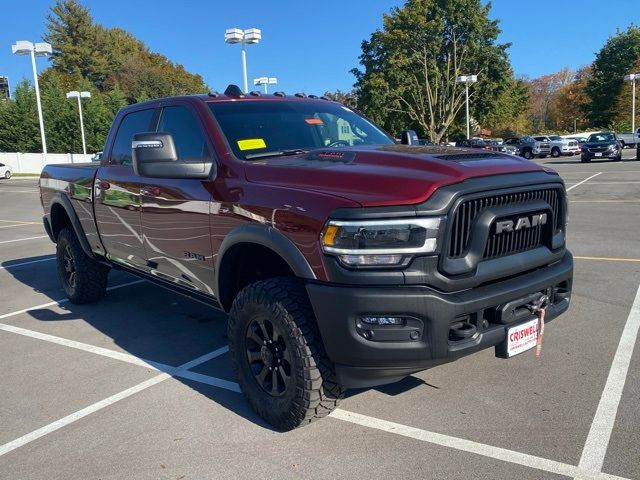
434;152;505;162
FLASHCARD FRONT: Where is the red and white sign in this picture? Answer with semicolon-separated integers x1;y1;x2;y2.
506;318;539;357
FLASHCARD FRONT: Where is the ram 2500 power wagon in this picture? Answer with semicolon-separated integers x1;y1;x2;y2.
39;85;573;431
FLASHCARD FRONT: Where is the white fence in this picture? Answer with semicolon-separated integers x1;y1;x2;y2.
0;152;94;174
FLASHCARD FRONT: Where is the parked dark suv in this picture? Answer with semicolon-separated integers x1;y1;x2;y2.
581;132;622;162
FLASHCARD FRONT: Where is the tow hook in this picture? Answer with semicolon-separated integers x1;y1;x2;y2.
526;294;550;358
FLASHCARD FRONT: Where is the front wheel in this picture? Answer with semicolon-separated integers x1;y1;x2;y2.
581;156;591;163
522;149;533;160
551;148;560;158
228;277;344;431
56;227;109;304
4;170;10;179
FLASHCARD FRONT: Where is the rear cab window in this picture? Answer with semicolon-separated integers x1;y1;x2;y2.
110;109;155;166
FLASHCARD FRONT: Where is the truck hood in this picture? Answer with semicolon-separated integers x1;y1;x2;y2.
243;145;553;207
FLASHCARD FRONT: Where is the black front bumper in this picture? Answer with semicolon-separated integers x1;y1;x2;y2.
306;251;573;388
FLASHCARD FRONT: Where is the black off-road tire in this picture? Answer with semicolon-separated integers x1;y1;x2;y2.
228;277;344;431
56;227;109;304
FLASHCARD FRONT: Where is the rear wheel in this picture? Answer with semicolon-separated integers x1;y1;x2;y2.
4;170;10;179
228;277;344;431
56;227;109;304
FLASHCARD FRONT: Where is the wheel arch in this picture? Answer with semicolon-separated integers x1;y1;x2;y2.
48;192;94;259
215;224;317;312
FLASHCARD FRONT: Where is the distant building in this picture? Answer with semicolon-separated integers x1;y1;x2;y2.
0;76;9;100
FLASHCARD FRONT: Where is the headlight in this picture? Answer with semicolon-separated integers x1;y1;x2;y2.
608;144;618;151
321;217;443;267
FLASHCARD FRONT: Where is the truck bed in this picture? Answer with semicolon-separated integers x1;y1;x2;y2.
40;163;100;253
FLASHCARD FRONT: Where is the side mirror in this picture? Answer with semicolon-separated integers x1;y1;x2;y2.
400;129;419;145
132;132;211;179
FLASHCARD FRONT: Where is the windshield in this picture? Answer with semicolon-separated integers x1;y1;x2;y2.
208;100;394;160
587;132;616;142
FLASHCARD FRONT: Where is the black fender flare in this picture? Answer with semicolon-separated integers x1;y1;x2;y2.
48;192;95;259
214;223;316;298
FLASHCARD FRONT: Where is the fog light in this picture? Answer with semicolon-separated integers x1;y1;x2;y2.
360;316;404;326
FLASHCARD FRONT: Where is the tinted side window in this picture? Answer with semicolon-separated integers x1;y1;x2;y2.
158;106;209;161
111;109;155;166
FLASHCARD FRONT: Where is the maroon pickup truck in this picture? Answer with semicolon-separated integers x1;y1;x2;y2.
39;85;573;430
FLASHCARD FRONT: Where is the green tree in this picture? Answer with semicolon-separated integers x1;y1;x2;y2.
352;0;514;142
45;0;208;99
482;77;530;137
0;80;41;152
323;90;358;109
44;0;105;86
586;26;640;127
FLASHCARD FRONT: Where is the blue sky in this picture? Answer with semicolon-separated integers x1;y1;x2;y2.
1;0;638;96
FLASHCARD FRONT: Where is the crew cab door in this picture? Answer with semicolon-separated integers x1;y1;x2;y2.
139;102;216;295
94;107;155;270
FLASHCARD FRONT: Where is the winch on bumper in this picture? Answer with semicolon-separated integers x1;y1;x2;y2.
306;251;572;388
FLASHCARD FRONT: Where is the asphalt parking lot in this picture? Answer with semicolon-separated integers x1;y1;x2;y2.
0;150;639;480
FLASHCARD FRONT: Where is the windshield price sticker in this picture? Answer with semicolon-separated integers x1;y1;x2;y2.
237;138;267;151
506;318;539;357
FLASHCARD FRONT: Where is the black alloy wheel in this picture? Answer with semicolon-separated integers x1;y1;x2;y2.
245;316;293;396
56;227;109;304
62;244;77;290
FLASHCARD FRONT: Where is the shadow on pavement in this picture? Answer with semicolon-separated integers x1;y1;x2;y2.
6;254;426;431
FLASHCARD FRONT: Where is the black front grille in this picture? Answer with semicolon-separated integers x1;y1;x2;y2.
448;188;562;259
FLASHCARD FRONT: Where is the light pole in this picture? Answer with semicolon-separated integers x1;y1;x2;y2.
66;91;91;155
623;73;639;134
456;74;478;139
225;28;262;93
253;77;277;93
11;40;52;155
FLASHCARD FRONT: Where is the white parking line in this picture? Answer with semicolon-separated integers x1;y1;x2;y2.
0;346;228;458
0;279;144;321
0;189;39;193
0;223;40;229
566;172;602;192
0;257;55;270
577;285;640;475
331;410;629;480
0;321;239;392
0;323;169;369
0;235;49;245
